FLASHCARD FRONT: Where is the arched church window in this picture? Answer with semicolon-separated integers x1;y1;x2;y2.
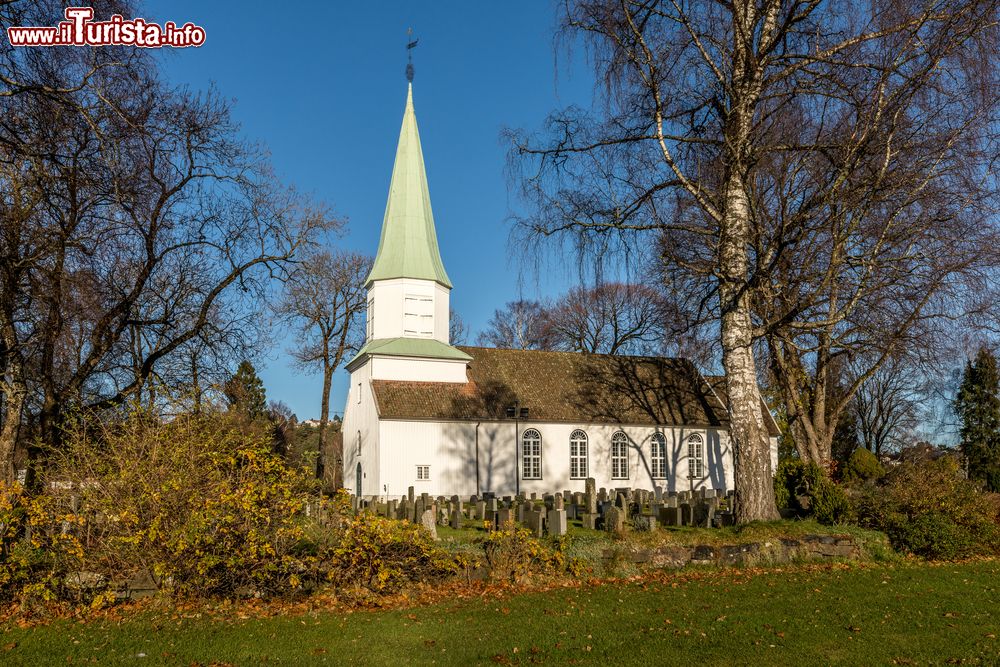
687;433;704;479
522;428;542;480
651;432;667;479
570;430;588;479
611;431;629;480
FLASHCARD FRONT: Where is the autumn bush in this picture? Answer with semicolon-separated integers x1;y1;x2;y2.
477;520;573;583
1;407;468;607
774;459;854;525
856;457;1000;560
0;481;88;606
37;409;329;599
326;513;456;594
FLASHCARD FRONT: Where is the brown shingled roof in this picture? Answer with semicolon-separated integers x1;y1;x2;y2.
372;346;748;429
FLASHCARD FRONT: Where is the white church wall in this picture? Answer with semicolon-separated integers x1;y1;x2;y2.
433;282;450;342
342;361;381;497
372;419;734;500
367;277;450;343
370;355;467;383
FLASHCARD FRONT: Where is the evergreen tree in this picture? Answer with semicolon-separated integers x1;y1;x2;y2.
955;347;1000;492
223;361;268;421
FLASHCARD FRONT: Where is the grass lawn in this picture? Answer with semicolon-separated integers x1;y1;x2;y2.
3;560;998;666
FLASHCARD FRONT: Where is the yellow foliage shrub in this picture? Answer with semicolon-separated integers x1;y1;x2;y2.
478;520;569;583
327;513;456;593
0;481;85;603
45;408;332;598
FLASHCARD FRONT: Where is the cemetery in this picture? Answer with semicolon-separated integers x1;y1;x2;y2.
353;478;870;573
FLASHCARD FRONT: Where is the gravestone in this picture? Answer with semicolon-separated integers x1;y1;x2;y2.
581;512;598;530
658;506;681;527
420;509;438;540
475;500;486;522
632;515;657;532
603;506;625;534
680;502;693;526
408;486;415;503
547;509;567;536
497;508;513;527
523;509;544;537
554;494;564;511
450;509;462;530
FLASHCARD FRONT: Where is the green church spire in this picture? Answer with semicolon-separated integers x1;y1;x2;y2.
366;84;452;288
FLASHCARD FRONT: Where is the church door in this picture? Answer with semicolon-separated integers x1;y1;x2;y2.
356;462;362;496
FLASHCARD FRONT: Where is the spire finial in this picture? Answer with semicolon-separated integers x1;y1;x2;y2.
406;28;418;82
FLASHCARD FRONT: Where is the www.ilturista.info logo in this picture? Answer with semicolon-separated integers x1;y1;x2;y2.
6;7;205;48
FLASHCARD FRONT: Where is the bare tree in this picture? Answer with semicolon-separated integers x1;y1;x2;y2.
476;300;556;350
509;0;1000;521
853;357;924;458
0;35;333;481
547;282;665;355
449;309;470;345
278;250;370;489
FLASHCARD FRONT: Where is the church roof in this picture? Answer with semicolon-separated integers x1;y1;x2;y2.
350;337;472;364
370;346;779;435
366;84;452;288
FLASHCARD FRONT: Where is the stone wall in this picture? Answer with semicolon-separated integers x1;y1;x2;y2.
604;534;862;569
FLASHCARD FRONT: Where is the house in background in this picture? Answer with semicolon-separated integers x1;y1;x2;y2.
342;83;779;500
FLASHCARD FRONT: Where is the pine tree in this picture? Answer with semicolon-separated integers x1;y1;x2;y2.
955;347;1000;492
224;360;268;421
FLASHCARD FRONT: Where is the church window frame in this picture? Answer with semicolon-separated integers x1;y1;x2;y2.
570;429;588;479
651;432;668;479
416;465;430;481
611;431;629;480
687;434;705;479
521;428;542;480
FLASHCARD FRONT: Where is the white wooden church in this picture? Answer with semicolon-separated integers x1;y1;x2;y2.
342;83;778;500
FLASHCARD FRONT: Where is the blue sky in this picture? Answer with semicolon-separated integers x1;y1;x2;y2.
147;1;597;419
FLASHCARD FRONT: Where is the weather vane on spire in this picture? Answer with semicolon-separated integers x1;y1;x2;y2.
406;27;418;82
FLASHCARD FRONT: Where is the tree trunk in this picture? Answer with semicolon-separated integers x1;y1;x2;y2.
0;374;25;483
720;178;780;523
317;364;341;489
